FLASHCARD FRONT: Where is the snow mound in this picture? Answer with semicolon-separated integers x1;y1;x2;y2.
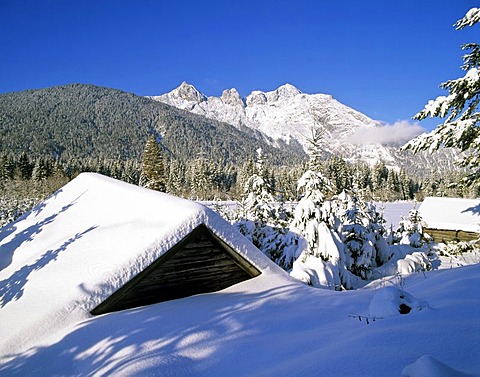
290;255;341;289
369;286;427;317
397;251;433;274
402;355;476;377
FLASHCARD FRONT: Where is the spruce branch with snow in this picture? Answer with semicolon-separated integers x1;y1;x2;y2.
403;8;480;186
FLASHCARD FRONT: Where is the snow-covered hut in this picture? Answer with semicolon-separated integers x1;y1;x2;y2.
0;173;281;355
418;197;480;242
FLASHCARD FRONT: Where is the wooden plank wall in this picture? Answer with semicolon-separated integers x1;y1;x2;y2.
424;228;479;243
91;224;260;315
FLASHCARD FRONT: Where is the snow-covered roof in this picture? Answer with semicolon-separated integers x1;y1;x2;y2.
0;173;283;355
419;196;480;233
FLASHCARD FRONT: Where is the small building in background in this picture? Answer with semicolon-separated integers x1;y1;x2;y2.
418;197;480;243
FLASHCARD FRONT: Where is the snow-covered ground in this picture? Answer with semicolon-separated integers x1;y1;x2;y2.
377;201;416;229
0;175;479;376
1;265;479;376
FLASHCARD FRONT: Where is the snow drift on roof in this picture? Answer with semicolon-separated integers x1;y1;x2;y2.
418;196;480;233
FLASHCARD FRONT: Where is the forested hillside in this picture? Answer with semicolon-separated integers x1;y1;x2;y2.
0;84;306;164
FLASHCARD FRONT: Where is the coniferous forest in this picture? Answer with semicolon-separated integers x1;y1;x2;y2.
0;83;476;227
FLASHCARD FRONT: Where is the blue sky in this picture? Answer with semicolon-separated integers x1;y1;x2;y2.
0;0;478;131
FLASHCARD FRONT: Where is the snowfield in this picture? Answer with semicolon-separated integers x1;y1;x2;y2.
0;174;479;376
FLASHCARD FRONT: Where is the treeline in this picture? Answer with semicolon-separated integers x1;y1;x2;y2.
1;150;473;204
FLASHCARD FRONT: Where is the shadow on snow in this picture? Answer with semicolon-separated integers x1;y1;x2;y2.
0;225;98;308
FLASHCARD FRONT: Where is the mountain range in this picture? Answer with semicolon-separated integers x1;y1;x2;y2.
151;82;460;175
0;82;460;178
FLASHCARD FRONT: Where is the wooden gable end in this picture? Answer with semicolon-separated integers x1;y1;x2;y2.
91;224;261;315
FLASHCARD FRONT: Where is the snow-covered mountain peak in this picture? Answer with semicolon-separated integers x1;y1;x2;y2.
245;90;268;106
149;82;422;168
266;83;302;102
244;83;302;105
174;81;207;103
221;88;244;107
149;81;207;110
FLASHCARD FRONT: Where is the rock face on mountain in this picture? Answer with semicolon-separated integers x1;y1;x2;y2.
150;83;402;167
150;82;463;176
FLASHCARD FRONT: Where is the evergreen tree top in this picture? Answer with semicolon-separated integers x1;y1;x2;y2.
403;7;480;186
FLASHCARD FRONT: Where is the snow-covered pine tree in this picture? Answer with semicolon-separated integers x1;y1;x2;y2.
241;148;276;224
290;128;330;238
139;135;166;192
18;152;33;180
391;207;437;274
289;128;355;289
189;158;211;199
327;188;390;280
396;206;432;249
234;148;298;270
32;157;52;182
403;8;480;186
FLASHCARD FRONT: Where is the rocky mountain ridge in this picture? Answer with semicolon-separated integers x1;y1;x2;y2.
150;82;392;163
150;82;460;175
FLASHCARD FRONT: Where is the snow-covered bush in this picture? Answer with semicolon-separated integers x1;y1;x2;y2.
437;239;480;267
396;251;434;274
211;199;239;223
440;239;479;256
396;207;432;249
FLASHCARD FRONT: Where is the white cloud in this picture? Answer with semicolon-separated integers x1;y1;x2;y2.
346;121;425;146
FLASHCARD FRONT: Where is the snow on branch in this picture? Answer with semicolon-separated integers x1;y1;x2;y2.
405;7;480;181
455;7;480;30
414;68;480;123
403;117;480;153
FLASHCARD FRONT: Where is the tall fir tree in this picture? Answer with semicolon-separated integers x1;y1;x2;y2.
139;135;166;192
18;152;33;180
235;148;298;270
290;128;332;246
241;148;276;223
